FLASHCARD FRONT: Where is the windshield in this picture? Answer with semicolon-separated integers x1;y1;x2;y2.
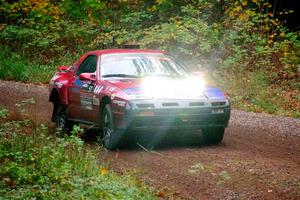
100;53;188;78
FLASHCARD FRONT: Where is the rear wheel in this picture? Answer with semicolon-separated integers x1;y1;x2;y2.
53;102;74;135
202;127;225;145
101;104;122;150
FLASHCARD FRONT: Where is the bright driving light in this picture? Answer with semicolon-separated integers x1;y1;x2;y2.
141;76;206;99
184;76;206;91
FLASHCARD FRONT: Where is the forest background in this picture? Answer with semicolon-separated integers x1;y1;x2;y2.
0;0;299;117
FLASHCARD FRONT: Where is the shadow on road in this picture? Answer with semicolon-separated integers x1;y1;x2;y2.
80;127;214;151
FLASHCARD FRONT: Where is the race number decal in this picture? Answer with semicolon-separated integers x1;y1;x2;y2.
80;82;94;110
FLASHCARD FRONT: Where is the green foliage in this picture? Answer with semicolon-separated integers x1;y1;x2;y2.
70;124;84;137
0;45;83;83
138;4;223;64
0;0;299;116
0;20;98;57
58;0;106;21
0;114;155;199
213;70;300;117
0;108;8;119
222;0;300;81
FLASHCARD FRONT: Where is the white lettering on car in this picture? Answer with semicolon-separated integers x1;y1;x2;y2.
80;91;92;110
109;87;116;92
88;85;94;93
55;82;63;88
50;75;59;85
112;100;126;107
94;85;104;94
111;93;117;100
93;95;100;106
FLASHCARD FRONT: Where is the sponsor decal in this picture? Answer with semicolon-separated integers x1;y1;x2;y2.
75;79;83;87
105;86;116;92
112;100;126;107
82;83;88;88
80;82;95;110
55;81;63;88
111;93;117;100
93;95;100;106
94;85;104;95
109;87;116;92
50;75;59;85
88;85;94;93
80;92;93;110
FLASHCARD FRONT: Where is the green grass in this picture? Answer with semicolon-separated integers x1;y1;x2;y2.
212;70;300;118
0;111;155;199
0;46;82;83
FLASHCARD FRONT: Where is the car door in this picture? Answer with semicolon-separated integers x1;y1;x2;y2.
68;54;98;122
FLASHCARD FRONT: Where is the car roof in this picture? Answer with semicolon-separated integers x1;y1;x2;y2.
87;49;166;56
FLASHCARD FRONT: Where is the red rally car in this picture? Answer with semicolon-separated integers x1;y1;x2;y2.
49;49;230;150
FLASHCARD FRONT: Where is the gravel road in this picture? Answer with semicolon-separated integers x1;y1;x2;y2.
1;80;299;200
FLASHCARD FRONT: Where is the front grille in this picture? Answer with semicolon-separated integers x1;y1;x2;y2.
126;106;230;129
211;102;226;106
136;103;155;109
162;102;179;107
154;108;212;116
189;102;205;106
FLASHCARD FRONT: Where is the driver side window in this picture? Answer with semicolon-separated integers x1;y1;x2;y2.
76;55;97;76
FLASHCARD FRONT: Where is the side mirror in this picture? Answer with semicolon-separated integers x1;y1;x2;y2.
57;66;69;72
79;73;96;81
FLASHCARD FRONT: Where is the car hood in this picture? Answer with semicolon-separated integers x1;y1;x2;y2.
104;78;143;90
104;78;226;100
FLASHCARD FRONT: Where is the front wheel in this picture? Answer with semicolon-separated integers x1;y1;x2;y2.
101;104;122;150
53;102;74;135
202;127;225;145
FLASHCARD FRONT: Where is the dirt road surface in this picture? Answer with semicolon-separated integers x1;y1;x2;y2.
1;80;299;200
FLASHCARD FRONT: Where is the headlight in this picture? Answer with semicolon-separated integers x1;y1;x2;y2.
142;76;205;99
142;77;205;99
182;76;206;96
124;76;206;99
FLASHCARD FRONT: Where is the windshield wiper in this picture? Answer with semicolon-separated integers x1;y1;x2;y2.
102;74;140;78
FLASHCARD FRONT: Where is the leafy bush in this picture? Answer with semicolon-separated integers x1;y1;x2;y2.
141;14;222;61
213;70;300;117
221;0;300;82
0;112;155;199
0;0;299;116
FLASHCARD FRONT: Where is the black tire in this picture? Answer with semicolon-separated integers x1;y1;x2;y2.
202;127;225;145
53;102;74;135
101;104;122;150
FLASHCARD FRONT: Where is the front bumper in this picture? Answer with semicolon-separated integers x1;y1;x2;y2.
113;99;231;131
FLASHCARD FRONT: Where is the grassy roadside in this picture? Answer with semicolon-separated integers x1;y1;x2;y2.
212;70;300;118
0;52;299;118
0;46;79;83
0;108;155;199
0;43;299;118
